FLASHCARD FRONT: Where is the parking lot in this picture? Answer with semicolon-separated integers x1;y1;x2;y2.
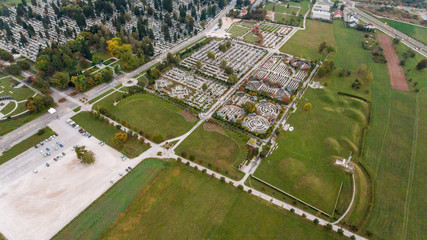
0;114;144;240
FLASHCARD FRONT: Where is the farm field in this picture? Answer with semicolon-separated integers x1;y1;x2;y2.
0;127;55;165
175;123;247;180
380;18;427;45
72;111;150;158
56;158;345;240
279;20;335;60
334;23;427;240
94;93;196;142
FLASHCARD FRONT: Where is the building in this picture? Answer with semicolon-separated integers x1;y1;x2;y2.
333;10;343;18
344;9;359;28
311;3;331;21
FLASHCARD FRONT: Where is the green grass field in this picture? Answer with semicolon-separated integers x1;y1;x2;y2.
88;89;115;104
380;18;427;45
228;25;250;38
244;32;259;44
0;77;35;101
72;112;150;158
94;94;196;142
0;127;55;165
359;38;427;239
92;51;112;61
0;101;15;115
394;42;427;90
175;124;247;180
279;20;335;60
0;110;44;136
55;158;345;240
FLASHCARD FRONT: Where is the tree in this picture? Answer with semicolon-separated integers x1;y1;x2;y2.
202;83;208;91
114;132;128;144
196;60;202;69
51;72;70;89
207;51;215;59
220;60;228;69
313;218;319;225
71;74;88;91
148;68;161;80
75;146;96;165
228;74;238;84
304;103;312;111
153;133;164;143
26;95;54;113
416;59;427;70
107;37;132;57
163;0;173;12
243;102;256;113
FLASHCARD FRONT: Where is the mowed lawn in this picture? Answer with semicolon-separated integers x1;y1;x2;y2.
175;124;247;180
0;127;55;165
57;158;345;240
0;77;35;101
380;18;427;44
0;111;45;136
228;25;249;38
72;112;150;158
280;20;335;60
94;93;196;141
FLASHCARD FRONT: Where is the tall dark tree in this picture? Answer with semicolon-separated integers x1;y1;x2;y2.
163;0;173;12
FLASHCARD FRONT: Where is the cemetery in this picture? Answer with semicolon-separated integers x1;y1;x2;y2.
0;0;216;61
155;67;228;111
180;40;267;82
245;54;311;102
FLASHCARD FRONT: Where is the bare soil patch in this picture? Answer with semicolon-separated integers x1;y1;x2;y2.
377;33;409;91
203;123;225;135
178;110;197;122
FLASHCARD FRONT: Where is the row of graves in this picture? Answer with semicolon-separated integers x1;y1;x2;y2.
214;54;312;138
180;40;267;83
154;67;228;111
246;54;311;101
215;91;283;138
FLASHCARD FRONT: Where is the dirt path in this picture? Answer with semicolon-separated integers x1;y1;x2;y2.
377;33;409;92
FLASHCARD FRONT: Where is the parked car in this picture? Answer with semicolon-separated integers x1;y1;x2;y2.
33;169;38;174
59;144;64;148
46;163;50;167
53;158;57;161
39;141;44;146
88;134;92;138
46;148;50;151
34;145;38;149
62;152;66;156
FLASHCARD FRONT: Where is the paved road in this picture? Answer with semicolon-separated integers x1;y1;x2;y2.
349;2;427;57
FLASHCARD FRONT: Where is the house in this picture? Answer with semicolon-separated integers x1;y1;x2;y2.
333;10;343;18
311;3;331;21
364;23;375;30
344;9;359;28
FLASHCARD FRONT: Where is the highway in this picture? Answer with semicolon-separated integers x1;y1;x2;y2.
349;2;427;58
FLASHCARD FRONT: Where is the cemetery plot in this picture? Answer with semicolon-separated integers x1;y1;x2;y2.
154;67;228;111
246;54;311;102
215;91;283;138
180;40;267;82
227;22;294;48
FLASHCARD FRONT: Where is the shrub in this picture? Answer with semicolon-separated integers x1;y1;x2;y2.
337;228;344;235
189;155;195;161
302;213;306;218
37;128;45;135
290;208;295;213
237;185;244;190
177;158;182;163
220;177;225;182
325;223;332;231
202;169;207;173
248;189;252;193
313;218;319;225
185;161;190;166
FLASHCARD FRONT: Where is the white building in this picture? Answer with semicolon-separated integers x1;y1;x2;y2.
311;3;331;21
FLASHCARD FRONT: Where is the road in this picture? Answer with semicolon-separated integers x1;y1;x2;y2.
349;2;427;58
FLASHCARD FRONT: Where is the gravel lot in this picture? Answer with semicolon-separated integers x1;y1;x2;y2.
0;116;140;240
